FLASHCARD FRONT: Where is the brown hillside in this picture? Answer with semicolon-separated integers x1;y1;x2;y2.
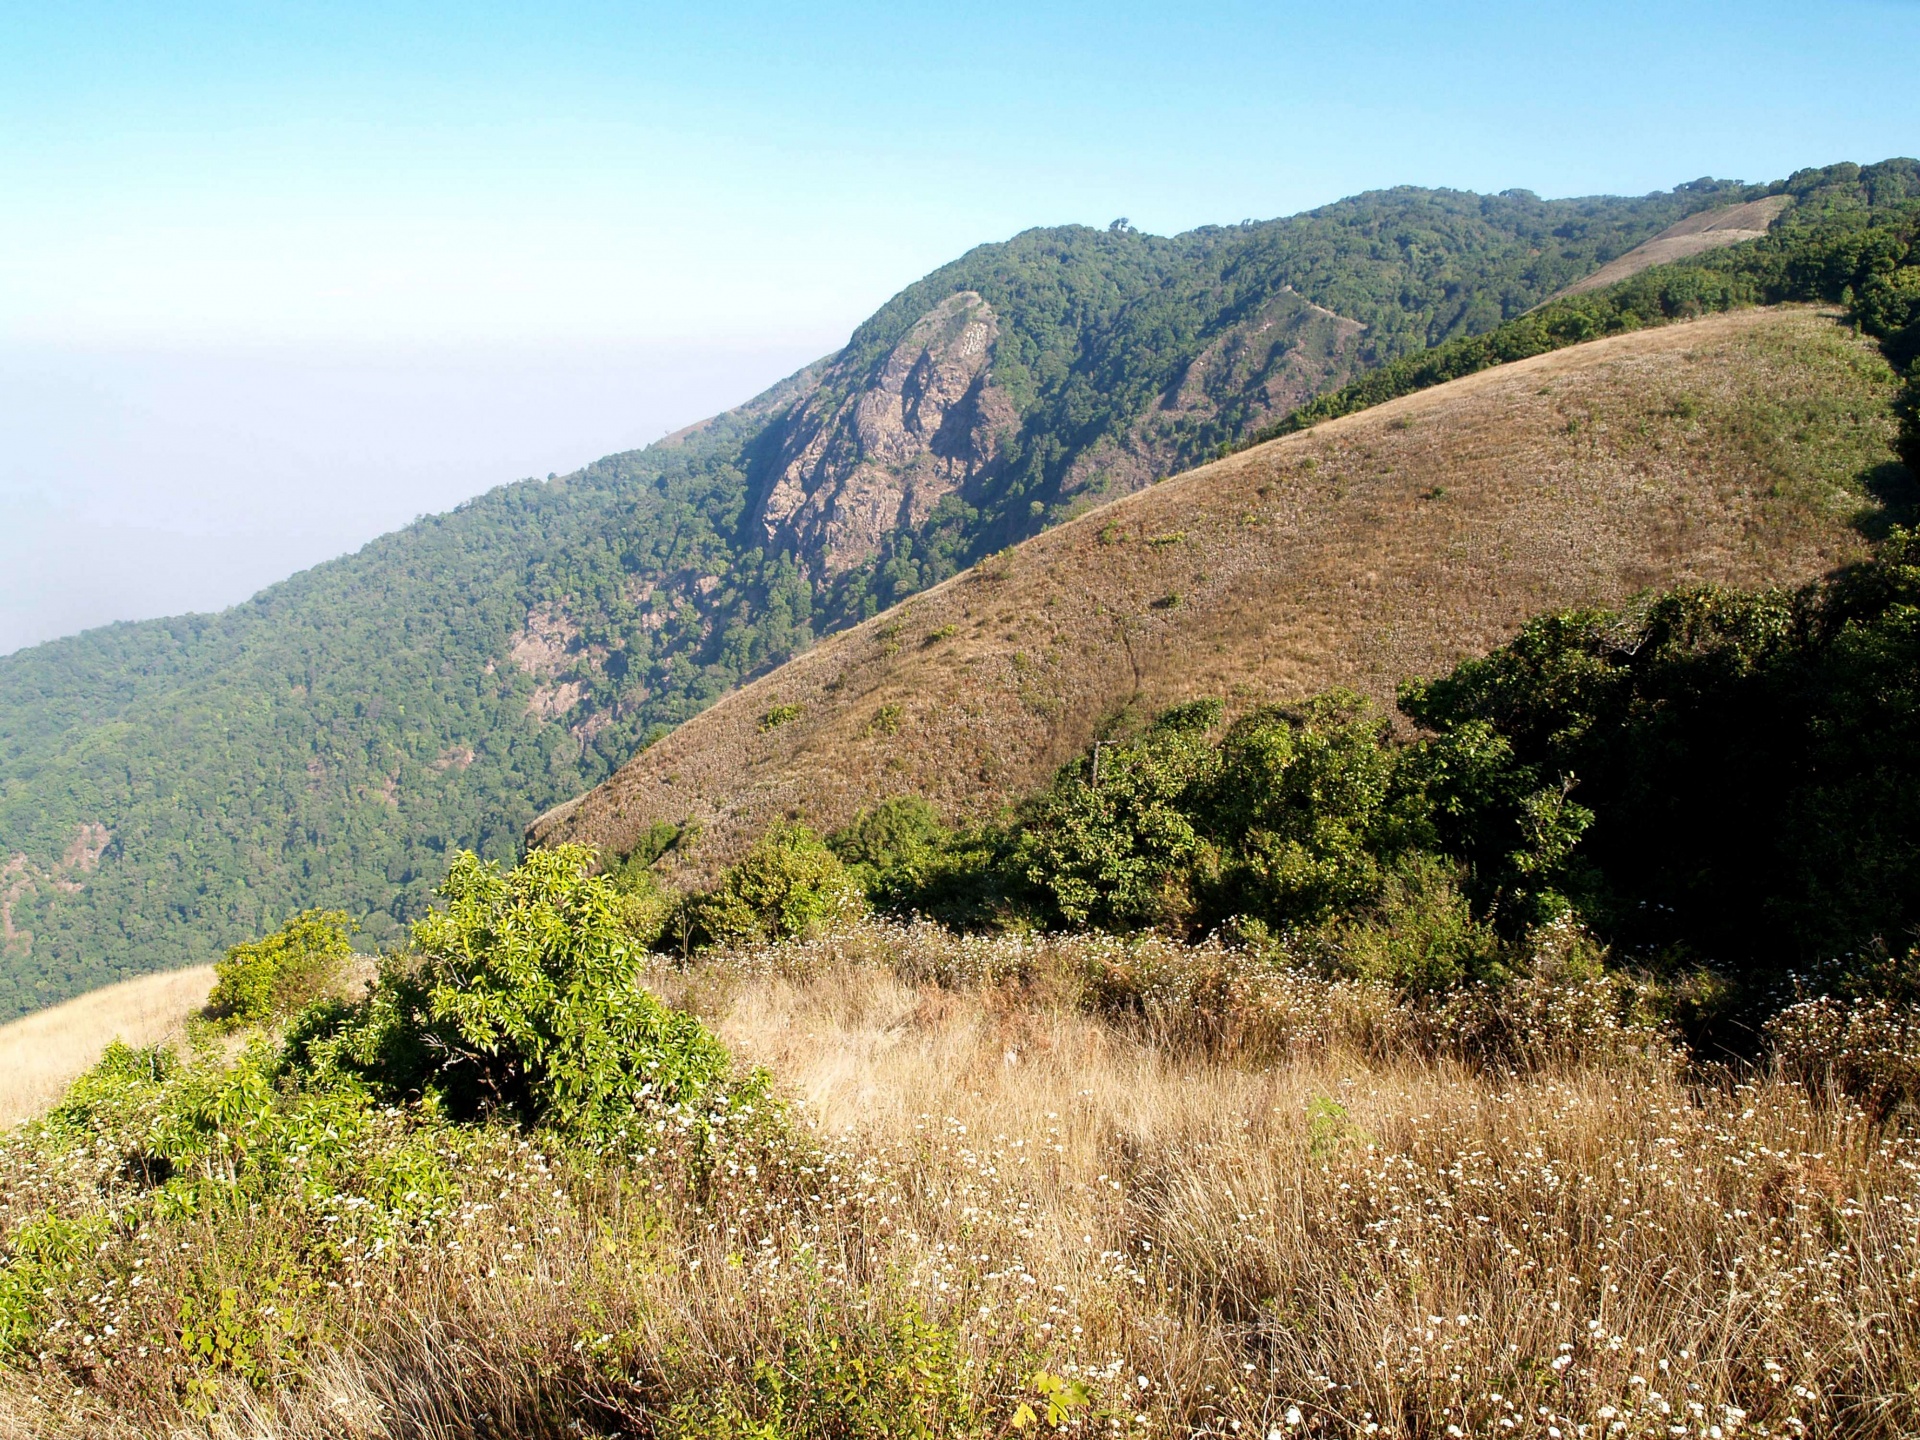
532;306;1904;880
1544;195;1791;302
0;966;211;1127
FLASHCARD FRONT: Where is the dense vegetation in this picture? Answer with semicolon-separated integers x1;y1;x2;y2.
754;530;1920;1053
0;172;1772;1017
5;843;1915;1433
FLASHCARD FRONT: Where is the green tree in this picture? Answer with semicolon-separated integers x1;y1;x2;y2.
685;824;866;948
295;846;739;1134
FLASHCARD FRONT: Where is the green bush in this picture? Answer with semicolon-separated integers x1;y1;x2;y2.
685;823;865;948
295;845;749;1135
1403;535;1920;1014
1197;694;1409;931
851;533;1920;1032
829;797;953;905
1010;704;1221;931
0;1212;106;1356
206;909;355;1027
1322;855;1507;996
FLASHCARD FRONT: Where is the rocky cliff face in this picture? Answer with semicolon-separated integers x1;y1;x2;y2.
747;285;1367;572
752;291;1014;574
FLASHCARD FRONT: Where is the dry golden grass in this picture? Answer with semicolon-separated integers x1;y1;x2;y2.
6;924;1913;1439
0;966;212;1128
534;307;1906;883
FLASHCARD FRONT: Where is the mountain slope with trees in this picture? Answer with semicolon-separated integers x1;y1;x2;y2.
0;164;1906;1017
533;305;1912;881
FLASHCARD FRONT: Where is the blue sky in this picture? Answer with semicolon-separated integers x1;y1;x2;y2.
1;0;1915;650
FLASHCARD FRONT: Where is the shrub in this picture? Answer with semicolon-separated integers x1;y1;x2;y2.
1319;855;1507;996
0;1212;107;1356
206;909;355;1026
1399;541;1920;1010
1198;694;1407;930
759;702;804;732
295;846;748;1136
829;797;953;904
1009;705;1220;931
685;824;866;949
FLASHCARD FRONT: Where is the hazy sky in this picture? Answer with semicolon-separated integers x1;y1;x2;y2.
2;0;1915;653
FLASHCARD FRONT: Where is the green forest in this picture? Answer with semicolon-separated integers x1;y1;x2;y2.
1;162;1914;1018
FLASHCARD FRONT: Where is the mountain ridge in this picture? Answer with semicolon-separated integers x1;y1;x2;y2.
6;164;1911;1017
530;305;1907;877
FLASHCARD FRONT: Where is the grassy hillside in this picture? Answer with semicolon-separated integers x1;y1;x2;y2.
5;906;1915;1435
1541;194;1791;301
0;177;1761;1017
1264;159;1920;444
535;306;1911;878
0;966;211;1128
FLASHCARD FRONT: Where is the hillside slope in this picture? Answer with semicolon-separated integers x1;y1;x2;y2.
533;307;1907;877
0;180;1752;1015
1544;195;1791;301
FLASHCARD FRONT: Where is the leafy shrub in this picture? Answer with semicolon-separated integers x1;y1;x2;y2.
295;845;750;1136
206;909;355;1026
685;824;865;949
829;797;953;904
1009;705;1220;931
0;1212;106;1355
759;702;804;732
1318;855;1507;996
1403;535;1920;1012
1197;693;1410;930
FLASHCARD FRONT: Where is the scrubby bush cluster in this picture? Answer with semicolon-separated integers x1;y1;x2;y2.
288;846;760;1137
205;908;355;1027
791;531;1920;1062
0;845;763;1393
578;531;1920;1106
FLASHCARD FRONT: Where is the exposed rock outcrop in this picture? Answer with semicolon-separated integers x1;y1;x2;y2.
753;292;1015;573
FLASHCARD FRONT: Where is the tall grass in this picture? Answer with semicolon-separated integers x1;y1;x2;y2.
2;923;1915;1438
0;966;213;1129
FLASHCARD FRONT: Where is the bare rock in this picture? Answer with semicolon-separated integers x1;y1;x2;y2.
753;292;1014;573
